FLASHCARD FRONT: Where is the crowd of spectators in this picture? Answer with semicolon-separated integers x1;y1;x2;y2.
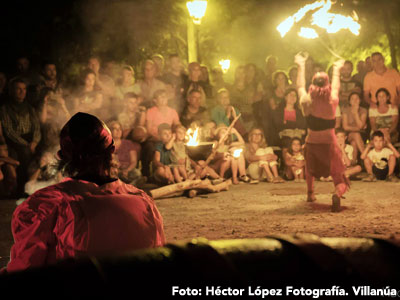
1;50;400;198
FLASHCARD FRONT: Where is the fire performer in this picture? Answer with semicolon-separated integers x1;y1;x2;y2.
295;53;348;212
3;112;165;273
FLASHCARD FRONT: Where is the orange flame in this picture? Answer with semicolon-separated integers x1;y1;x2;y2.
186;127;200;146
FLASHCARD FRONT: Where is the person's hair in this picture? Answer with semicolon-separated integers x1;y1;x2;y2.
284;88;299;109
153;89;166;100
124;92;139;100
121;65;134;74
288;137;302;156
375;88;391;106
217;88;229;97
344;60;353;69
371;52;383;59
88;55;101;63
371;130;384;140
188;62;201;74
272;71;289;87
348;91;361;103
152;54;164;62
158;123;171;136
142;59;155;72
108;120;123;132
41;60;56;71
9;77;26;91
248;127;267;147
335;127;346;136
188;89;201;97
168;53;179;60
56;113;115;178
172;124;186;133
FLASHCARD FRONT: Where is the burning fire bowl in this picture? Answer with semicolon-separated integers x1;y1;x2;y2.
186;142;215;161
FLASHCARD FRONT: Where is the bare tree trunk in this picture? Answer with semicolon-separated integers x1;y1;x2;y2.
383;9;398;70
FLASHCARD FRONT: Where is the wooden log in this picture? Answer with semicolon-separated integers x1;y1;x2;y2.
150;179;202;199
195;179;232;193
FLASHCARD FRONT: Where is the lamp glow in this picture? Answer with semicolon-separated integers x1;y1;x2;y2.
187;1;207;24
219;59;231;73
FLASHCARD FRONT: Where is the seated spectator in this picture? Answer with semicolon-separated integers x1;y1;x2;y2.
118;92;146;139
342;92;367;159
38;61;64;95
4;112;165;273
109;120;144;186
115;65;141;105
364;52;400;106
339;60;362;108
180;89;210;128
283;137;305;182
25;148;61;195
335;128;362;179
153;123;175;185
245;128;284;183
12;56;40;88
36;87;71;154
146;89;180;141
0;71;8;104
0;78;41;196
361;130;399;182
71;69;104;119
369;88;399;143
272;88;306;150
0;142;19;198
211;125;250;185
211;88;246;137
136;59;166;108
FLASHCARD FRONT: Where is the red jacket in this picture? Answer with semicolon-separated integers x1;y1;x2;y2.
6;178;165;273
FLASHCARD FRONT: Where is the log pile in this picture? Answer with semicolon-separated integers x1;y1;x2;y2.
150;179;232;199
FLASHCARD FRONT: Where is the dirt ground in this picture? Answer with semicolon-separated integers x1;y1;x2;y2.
1;179;400;269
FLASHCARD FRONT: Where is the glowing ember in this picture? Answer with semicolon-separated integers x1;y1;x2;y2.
219;59;231;73
232;148;243;158
186;127;200;146
298;27;318;39
277;0;360;38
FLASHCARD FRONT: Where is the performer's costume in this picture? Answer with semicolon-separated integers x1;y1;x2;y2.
301;73;349;210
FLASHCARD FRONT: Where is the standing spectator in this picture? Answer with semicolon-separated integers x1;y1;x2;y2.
0;72;8;104
368;88;399;144
13;56;39;87
270;71;289;110
338;61;362;108
115;65;141;102
0;78;41;196
136;59;166;108
210;67;230;99
262;55;278;94
364;52;400;106
117;92;146;139
342;92;368;159
352;60;367;87
161;54;186;113
87;56;116;99
152;54;165;79
288;66;298;89
71;69;104;119
180;89;210;128
182;62;211;105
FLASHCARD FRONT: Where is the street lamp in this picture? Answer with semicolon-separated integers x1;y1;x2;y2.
186;0;207;63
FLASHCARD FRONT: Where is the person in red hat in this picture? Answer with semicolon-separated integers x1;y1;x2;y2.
295;53;348;212
4;112;165;273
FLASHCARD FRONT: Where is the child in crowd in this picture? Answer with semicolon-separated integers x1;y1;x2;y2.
283;137;305;182
361;130;400;182
0;143;19;198
245;128;284;183
153;123;175;184
170;124;193;182
211;125;250;185
335;128;362;179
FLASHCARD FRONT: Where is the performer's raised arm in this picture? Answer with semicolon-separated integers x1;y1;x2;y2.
330;59;345;101
294;52;308;99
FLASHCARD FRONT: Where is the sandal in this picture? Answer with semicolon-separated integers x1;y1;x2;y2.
362;174;377;182
239;175;251;183
273;176;285;183
265;177;274;183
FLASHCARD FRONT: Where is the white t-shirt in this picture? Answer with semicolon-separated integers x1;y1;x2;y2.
367;148;393;169
344;144;354;161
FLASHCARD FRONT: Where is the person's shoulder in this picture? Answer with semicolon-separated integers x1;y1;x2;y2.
389;104;398;112
383;147;394;155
